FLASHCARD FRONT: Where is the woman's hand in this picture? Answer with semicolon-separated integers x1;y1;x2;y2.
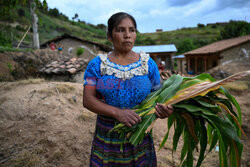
155;103;174;119
114;109;141;128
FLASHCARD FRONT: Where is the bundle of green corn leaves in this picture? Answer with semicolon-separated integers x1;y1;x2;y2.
110;70;250;167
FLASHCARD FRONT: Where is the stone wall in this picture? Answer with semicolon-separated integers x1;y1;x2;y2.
0;49;85;81
220;42;250;64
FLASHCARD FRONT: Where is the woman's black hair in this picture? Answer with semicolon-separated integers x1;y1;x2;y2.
107;12;137;38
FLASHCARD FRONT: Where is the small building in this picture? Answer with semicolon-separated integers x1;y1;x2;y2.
184;35;250;74
40;34;112;60
173;55;186;73
156;29;163;32
133;44;177;70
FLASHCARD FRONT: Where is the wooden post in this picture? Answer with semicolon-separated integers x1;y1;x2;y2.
195;57;198;74
17;25;31;49
204;56;207;72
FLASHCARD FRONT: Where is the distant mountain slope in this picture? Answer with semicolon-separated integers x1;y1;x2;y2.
0;5;223;53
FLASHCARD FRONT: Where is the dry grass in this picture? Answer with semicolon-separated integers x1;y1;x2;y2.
17;78;45;85
0;96;8;105
77;111;95;121
47;148;65;163
0;78;45;91
55;83;75;93
38;83;75;95
10;152;42;167
223;81;249;94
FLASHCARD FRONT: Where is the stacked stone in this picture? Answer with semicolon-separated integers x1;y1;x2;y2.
39;58;89;75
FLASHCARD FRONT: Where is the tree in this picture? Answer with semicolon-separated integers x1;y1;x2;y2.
48;8;60;17
72;13;78;22
220;20;250;39
0;0;27;16
176;38;195;54
42;0;48;12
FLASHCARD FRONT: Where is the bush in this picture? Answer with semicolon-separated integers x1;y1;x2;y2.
76;47;85;57
220;20;250;39
197;23;205;28
0;31;12;47
15;25;25;31
17;8;25;17
48;8;60;17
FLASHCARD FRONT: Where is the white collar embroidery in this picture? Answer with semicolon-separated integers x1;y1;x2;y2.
99;51;149;80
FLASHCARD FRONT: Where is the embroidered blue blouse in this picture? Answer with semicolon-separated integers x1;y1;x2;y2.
83;52;160;109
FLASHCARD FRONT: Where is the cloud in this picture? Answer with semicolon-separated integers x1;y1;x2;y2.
46;0;250;33
166;0;200;7
216;0;250;9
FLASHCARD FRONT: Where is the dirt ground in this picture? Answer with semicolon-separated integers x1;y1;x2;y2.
0;79;249;167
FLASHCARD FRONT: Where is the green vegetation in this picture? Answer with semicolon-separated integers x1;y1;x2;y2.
0;1;249;55
220;20;250;39
137;25;222;54
76;47;85;57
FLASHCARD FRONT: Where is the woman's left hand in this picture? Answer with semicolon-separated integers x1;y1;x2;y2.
155;103;174;119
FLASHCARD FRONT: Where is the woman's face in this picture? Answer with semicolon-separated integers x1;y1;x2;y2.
109;17;136;53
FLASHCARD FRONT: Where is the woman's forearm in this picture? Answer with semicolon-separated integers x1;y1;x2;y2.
83;91;119;118
83;86;141;127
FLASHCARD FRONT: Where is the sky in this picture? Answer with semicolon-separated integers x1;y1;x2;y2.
46;0;250;33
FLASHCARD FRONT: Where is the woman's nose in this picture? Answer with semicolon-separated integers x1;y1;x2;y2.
124;30;131;38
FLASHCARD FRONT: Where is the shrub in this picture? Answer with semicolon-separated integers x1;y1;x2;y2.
76;47;85;57
17;8;25;17
197;23;205;28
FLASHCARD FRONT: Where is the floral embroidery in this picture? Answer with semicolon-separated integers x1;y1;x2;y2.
99;51;149;80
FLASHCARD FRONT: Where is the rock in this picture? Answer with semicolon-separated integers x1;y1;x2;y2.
66;64;74;69
59;65;66;69
70;58;77;63
67;68;77;74
52;68;60;74
72;96;77;103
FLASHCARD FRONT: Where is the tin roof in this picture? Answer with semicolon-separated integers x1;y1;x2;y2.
132;44;177;53
184;35;250;56
173;55;185;59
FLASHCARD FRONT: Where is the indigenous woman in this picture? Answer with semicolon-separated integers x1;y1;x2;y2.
83;12;173;167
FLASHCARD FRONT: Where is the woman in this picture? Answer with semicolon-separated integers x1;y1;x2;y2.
83;12;173;167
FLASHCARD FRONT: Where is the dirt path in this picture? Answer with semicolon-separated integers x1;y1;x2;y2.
0;80;249;167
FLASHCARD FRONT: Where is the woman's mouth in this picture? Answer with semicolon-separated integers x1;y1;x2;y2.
123;42;132;46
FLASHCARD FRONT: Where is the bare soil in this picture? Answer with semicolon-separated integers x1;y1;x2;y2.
0;80;249;167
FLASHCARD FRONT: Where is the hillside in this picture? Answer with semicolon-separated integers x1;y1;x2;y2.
0;5;224;54
0;5;108;48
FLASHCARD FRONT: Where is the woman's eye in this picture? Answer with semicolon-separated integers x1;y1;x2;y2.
116;28;123;32
130;29;136;32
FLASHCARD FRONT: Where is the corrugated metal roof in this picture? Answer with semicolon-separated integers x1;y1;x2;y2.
132;44;177;53
173;55;185;59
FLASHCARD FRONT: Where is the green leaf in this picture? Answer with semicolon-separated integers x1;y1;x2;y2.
220;87;242;124
172;116;185;151
196;119;207;167
156;74;183;103
174;104;202;112
129;114;157;146
159;113;175;150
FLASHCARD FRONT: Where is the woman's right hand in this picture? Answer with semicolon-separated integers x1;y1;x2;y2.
114;109;141;127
